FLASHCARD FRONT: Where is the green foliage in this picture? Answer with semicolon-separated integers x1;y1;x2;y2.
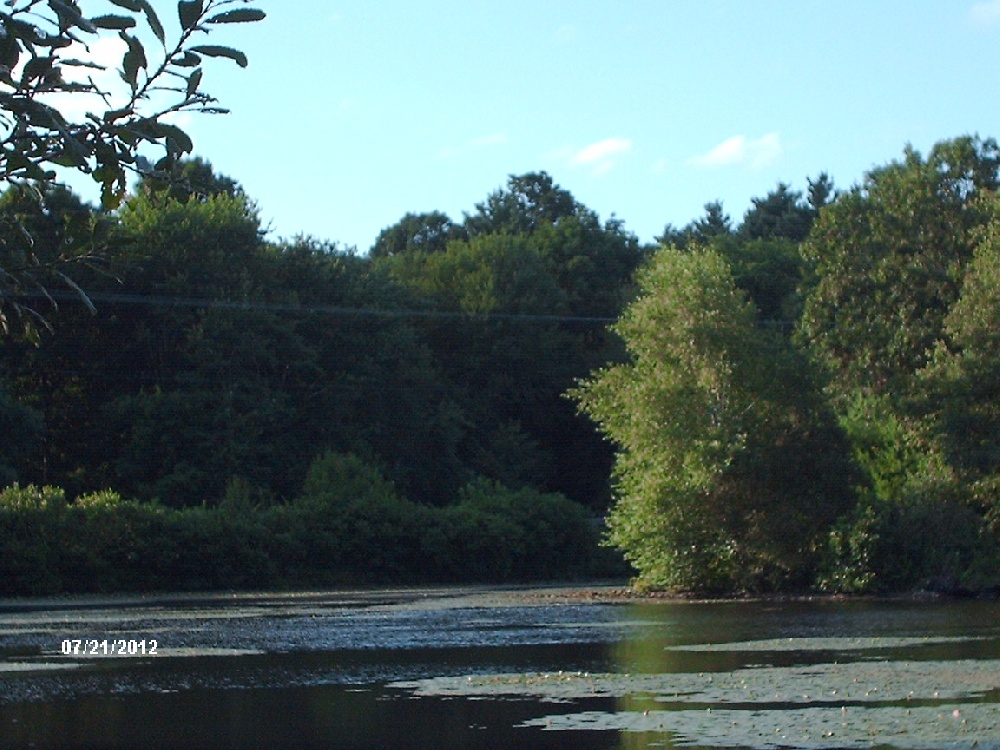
464;172;579;237
819;493;986;593
0;378;42;484
219;475;272;515
370;211;462;258
0;485;66;593
0;0;264;334
0;474;605;594
659;178;828;250
573;246;755;590
0;183;110;339
386;233;565;315
914;196;1000;527
138;156;243;204
739;183;814;242
689;200;733;243
8;135;1000;596
8;186;472;504
573;245;853;591
799;136;1000;402
713;235;805;324
299;451;400;509
434;479;600;581
658;200;732;249
798;138;1000;593
0;483;66;511
377;179;645;510
837;393;935;504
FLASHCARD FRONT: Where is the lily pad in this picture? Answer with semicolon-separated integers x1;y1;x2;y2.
392;659;1000;705
520;704;1000;749
666;636;980;652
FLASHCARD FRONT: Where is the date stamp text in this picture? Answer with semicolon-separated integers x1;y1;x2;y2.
60;639;158;656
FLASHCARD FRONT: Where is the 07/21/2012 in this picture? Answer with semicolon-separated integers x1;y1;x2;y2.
60;639;158;656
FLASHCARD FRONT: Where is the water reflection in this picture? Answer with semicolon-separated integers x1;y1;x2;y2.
0;589;997;749
605;599;1000;749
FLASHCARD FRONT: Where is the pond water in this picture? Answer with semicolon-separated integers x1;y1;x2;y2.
0;587;997;749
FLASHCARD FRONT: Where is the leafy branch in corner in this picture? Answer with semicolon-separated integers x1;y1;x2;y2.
0;0;264;337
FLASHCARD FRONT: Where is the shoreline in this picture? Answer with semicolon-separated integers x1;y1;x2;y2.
0;581;991;614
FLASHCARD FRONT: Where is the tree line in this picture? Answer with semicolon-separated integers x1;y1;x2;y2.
577;135;1000;594
2;135;999;595
0;166;642;591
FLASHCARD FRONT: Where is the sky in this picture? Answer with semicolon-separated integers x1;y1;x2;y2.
68;1;1000;252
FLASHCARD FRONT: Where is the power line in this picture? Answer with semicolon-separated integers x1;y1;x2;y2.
9;290;618;325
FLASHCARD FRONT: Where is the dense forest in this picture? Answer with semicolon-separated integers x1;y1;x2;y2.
2;136;999;596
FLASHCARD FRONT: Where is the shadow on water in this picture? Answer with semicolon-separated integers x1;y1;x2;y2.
1;684;622;750
0;588;997;749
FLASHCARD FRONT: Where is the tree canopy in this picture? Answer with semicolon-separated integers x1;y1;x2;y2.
572;246;853;590
2;134;999;595
799;136;1000;401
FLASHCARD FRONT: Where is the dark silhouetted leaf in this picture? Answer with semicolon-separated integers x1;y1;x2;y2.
185;67;202;98
49;0;97;34
177;0;203;32
189;45;247;67
0;32;21;70
89;14;137;30
22;56;55;83
157;123;194;154
139;0;165;43
61;58;107;71
205;8;266;24
120;33;146;88
171;50;201;67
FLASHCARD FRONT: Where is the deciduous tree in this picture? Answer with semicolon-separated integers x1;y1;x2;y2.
799;136;1000;402
573;245;853;590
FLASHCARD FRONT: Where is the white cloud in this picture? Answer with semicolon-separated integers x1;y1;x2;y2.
688;133;782;170
569;137;632;175
968;0;1000;26
437;133;509;159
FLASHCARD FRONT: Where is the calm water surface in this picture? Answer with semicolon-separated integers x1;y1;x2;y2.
0;587;997;749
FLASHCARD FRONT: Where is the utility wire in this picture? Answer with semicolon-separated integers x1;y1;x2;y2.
9;290;619;325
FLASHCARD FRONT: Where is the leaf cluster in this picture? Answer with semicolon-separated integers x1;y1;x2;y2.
0;0;263;334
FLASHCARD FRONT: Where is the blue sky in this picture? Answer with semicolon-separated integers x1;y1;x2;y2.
113;1;1000;250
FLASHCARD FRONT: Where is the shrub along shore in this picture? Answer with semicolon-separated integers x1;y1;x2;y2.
0;461;619;596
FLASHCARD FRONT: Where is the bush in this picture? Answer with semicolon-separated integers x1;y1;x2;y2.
299;451;398;509
0;484;67;511
0;485;66;593
0;473;609;594
276;452;434;583
818;492;985;593
428;479;600;582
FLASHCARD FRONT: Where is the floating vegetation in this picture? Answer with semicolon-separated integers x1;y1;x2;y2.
0;662;83;673
392;659;1000;748
665;636;981;652
520;704;1000;749
392;659;1000;705
0;592;997;748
